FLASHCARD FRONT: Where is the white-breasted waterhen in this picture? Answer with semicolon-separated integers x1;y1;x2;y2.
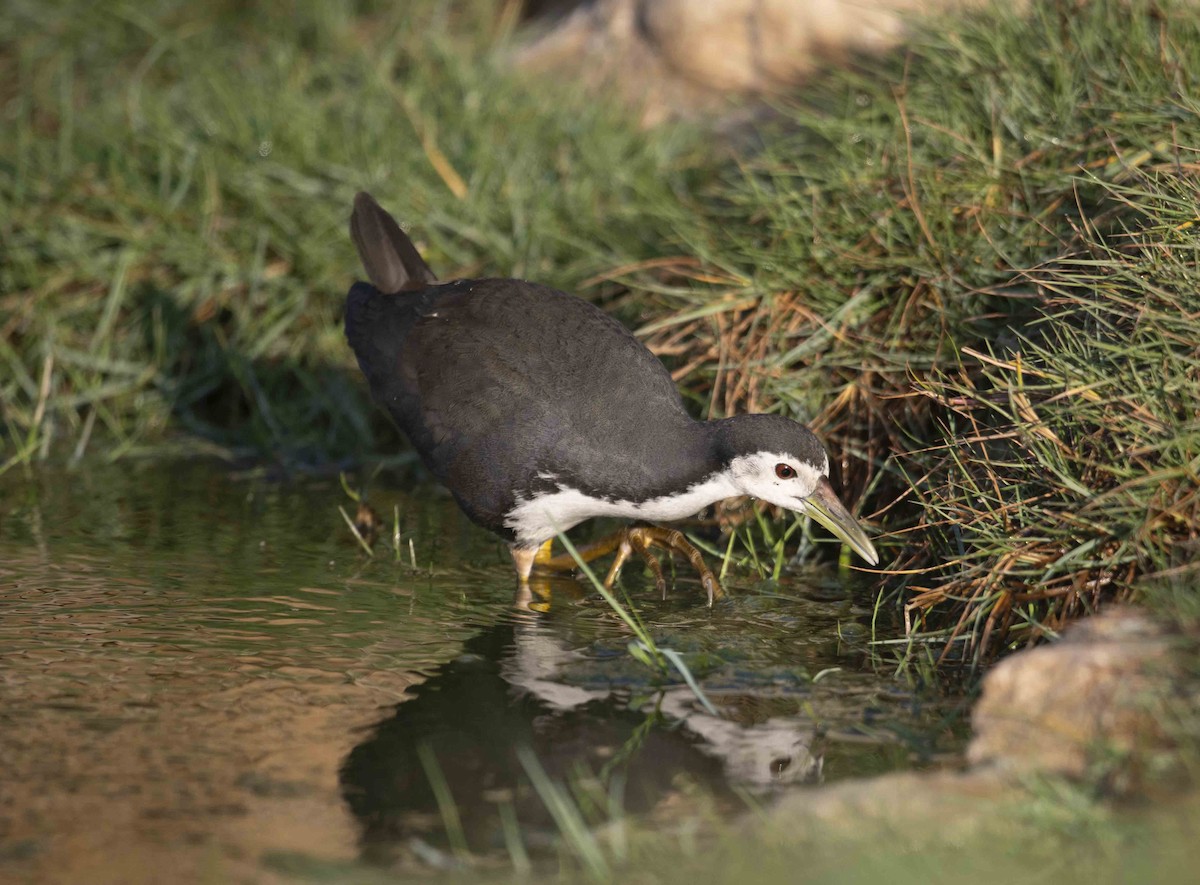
344;192;878;603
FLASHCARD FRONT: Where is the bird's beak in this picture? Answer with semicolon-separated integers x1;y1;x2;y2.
802;477;879;566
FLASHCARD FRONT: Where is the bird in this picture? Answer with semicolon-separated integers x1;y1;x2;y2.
343;192;878;603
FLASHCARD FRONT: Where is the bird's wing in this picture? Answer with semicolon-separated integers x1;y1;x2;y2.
406;281;700;517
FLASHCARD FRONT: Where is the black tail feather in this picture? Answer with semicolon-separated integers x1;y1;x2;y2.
349;192;437;294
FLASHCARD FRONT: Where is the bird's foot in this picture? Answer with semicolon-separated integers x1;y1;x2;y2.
603;526;722;606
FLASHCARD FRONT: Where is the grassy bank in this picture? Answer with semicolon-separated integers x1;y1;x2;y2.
624;1;1200;661
0;0;708;463
3;0;1199;659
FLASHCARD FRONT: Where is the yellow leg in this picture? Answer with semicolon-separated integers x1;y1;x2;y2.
534;534;627;572
524;527;723;606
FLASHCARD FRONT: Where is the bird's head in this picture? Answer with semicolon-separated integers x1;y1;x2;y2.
714;415;879;566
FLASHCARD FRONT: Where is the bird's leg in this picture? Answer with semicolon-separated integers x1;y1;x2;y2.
532;534;627;573
514;538;622;579
532;531;662;589
512;546;584;613
523;527;722;605
511;545;538;583
626;530;668;595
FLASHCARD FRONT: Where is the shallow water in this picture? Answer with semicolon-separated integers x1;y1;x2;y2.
0;462;963;882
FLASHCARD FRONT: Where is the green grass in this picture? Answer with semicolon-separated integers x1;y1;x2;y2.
3;0;1200;657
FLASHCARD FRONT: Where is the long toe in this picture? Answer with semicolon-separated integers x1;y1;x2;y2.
628;525;723;605
661;528;723;605
602;536;636;589
627;530;668;595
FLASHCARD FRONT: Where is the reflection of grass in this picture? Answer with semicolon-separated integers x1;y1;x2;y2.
410;739;637;880
6;0;1200;657
405;743;1200;885
517;746;611;883
416;742;471;865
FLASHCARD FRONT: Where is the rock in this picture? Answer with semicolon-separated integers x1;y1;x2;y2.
968;608;1178;782
760;609;1187;841
760;768;1021;847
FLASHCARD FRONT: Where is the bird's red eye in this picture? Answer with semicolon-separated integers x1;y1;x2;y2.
775;463;797;479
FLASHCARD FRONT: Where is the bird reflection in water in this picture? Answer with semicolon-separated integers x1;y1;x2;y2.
339;589;824;868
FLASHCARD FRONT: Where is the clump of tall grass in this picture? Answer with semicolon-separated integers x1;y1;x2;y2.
899;174;1200;662
624;0;1200;658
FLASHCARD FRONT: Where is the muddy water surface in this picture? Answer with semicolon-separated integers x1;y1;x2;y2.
0;463;963;882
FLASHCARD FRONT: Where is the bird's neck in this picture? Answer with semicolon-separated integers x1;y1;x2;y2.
665;418;743;506
637;417;727;496
706;415;758;462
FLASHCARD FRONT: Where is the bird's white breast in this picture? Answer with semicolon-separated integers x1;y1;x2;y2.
504;471;740;546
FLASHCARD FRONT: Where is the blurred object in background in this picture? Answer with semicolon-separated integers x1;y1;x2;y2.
517;0;1013;124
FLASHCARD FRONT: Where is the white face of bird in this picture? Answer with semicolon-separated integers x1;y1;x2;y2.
727;450;879;566
728;451;827;509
